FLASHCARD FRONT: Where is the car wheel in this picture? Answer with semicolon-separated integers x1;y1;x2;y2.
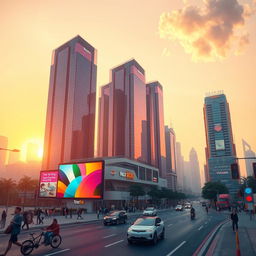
152;233;158;245
160;228;165;240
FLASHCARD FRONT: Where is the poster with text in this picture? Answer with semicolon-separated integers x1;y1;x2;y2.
39;171;58;198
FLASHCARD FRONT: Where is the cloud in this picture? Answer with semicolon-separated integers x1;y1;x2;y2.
159;0;253;61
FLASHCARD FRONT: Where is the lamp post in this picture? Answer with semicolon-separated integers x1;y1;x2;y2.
0;147;20;152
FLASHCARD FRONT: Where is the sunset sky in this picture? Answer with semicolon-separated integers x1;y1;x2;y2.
0;0;255;179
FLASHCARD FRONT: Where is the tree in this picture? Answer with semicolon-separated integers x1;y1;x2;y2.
129;184;145;199
0;178;17;209
202;181;229;200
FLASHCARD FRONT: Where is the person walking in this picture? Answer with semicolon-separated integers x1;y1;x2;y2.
97;209;100;219
205;206;209;214
1;210;7;229
77;209;83;220
0;207;23;256
231;208;239;232
22;211;29;230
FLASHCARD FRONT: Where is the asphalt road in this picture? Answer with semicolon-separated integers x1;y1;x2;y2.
0;203;227;256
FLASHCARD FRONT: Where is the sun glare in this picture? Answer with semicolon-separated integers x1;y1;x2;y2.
21;138;44;162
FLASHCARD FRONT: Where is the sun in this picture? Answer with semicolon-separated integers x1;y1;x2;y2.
21;138;44;161
37;146;44;158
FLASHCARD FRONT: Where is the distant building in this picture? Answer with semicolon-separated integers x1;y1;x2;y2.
0;136;8;170
165;126;177;190
8;151;20;165
189;148;201;194
204;164;210;183
26;143;39;162
242;139;256;177
146;81;166;178
42;35;97;170
175;142;184;191
204;93;239;196
98;84;110;157
107;59;148;164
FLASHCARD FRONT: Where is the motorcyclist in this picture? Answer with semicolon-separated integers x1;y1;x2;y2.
190;206;195;219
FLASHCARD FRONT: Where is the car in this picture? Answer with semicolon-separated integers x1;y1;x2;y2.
143;207;157;216
127;216;165;245
202;202;206;207
103;210;127;225
175;205;183;211
184;204;191;210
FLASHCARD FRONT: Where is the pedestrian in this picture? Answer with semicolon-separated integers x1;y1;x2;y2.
69;208;72;219
231;208;239;232
205;206;209;214
97;209;100;219
0;207;23;256
77;209;83;220
37;208;44;225
22;211;29;230
1;210;7;229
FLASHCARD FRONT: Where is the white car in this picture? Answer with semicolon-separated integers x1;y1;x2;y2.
175;205;183;211
127;216;165;245
143;207;157;216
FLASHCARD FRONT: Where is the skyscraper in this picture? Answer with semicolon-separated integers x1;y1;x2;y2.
242;139;256;177
107;59;147;163
204;93;239;196
175;142;184;191
146;81;166;178
189;148;201;194
0;136;8;170
98;83;110;157
165;126;177;190
42;35;97;170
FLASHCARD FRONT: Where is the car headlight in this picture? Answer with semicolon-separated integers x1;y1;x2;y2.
112;217;117;220
128;227;132;232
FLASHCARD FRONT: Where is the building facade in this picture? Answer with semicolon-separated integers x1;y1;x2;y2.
165;126;177;190
204;93;239;196
146;82;166;178
175;142;185;191
107;59;148;164
42;35;97;170
189;148;201;194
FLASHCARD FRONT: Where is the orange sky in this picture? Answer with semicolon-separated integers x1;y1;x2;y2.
0;0;255;179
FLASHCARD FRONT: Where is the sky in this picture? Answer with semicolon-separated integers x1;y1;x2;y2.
0;0;255;179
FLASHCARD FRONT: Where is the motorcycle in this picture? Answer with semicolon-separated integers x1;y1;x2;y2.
190;211;195;220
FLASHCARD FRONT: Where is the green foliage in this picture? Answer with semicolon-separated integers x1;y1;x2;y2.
202;181;229;200
129;184;145;198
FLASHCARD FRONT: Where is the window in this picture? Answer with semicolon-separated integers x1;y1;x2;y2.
139;166;146;180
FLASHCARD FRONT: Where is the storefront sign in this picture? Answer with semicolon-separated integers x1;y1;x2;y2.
216;171;229;175
119;171;135;180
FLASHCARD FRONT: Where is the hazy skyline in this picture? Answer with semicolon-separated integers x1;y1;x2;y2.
1;0;255;176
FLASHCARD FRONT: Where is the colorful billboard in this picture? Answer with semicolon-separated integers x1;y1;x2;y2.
57;161;104;199
39;171;58;198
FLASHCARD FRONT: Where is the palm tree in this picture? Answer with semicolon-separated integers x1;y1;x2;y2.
0;178;16;212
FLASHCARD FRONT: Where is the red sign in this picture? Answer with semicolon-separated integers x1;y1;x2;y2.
214;124;222;132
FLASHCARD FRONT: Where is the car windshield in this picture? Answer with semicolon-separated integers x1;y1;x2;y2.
109;212;119;216
134;218;155;226
145;207;154;211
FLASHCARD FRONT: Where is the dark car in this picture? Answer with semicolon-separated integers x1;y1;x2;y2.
103;211;127;225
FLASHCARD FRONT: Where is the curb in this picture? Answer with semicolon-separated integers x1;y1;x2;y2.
192;219;230;256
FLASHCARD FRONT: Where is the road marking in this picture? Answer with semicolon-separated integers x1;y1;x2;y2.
198;225;203;231
103;234;116;239
105;239;124;248
168;224;173;227
166;241;186;256
44;249;70;256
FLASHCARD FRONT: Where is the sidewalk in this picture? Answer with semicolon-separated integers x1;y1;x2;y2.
211;212;256;256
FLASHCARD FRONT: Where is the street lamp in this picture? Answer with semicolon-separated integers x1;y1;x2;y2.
0;147;20;152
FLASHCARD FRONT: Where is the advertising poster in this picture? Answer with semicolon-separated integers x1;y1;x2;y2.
57;161;104;199
215;139;225;150
39;171;58;198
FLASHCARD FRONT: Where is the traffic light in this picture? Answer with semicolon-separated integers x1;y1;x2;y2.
244;187;254;203
252;162;256;179
231;163;240;179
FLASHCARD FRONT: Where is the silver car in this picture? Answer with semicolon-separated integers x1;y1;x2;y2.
143;207;157;216
127;216;165;245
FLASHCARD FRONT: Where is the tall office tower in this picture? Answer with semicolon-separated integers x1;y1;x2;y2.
183;161;192;193
204;93;239;196
242;139;256;177
108;59;148;163
175;142;184;191
165;126;177;190
26;143;39;162
146;81;166;178
98;84;110;157
189;148;201;194
42;35;97;170
8;151;20;164
204;164;210;183
0;136;8;170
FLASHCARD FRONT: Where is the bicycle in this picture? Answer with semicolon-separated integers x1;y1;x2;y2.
20;231;62;255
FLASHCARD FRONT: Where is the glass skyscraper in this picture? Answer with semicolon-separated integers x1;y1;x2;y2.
107;59;148;163
42;35;97;170
204;93;239;195
146;82;166;178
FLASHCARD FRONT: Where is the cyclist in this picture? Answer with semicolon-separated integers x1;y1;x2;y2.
43;219;60;245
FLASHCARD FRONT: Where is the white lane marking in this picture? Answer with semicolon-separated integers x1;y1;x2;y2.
198;225;203;231
105;239;124;248
166;241;186;256
168;224;173;227
103;234;116;239
44;249;71;256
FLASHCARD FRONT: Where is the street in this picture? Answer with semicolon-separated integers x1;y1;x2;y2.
0;204;227;256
